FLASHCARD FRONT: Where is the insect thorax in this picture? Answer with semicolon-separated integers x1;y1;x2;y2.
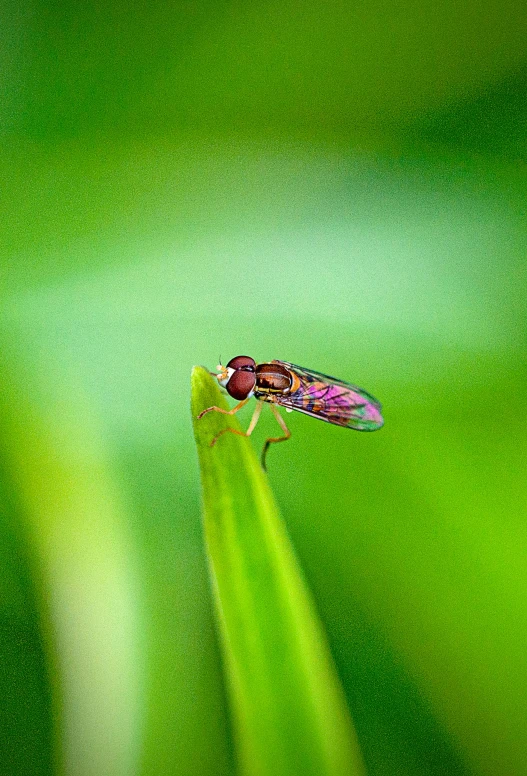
255;362;292;394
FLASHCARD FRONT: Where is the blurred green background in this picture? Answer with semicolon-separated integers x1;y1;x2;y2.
1;1;527;774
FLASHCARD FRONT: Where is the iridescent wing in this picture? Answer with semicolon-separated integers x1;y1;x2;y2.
269;360;383;431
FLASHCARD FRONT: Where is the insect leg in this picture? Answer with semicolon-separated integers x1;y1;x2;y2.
197;397;249;420
261;403;291;470
210;400;263;447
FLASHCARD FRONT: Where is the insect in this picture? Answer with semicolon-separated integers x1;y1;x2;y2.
197;356;384;469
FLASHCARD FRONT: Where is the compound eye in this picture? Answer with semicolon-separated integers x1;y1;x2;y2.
226;369;256;400
226;355;256;371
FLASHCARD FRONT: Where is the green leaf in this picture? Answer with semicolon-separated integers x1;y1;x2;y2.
191;366;366;776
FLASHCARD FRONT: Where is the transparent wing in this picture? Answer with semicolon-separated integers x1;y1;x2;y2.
269;360;383;431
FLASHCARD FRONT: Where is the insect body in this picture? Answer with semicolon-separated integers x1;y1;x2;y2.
197;356;383;468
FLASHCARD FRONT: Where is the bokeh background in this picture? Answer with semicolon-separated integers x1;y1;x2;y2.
1;1;527;775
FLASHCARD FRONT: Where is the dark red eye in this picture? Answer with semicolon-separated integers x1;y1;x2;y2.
226;370;256;400
226;355;256;371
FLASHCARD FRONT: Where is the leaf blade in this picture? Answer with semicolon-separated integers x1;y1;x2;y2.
191;366;366;776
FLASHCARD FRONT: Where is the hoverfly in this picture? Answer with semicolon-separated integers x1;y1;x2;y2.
197;356;383;469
